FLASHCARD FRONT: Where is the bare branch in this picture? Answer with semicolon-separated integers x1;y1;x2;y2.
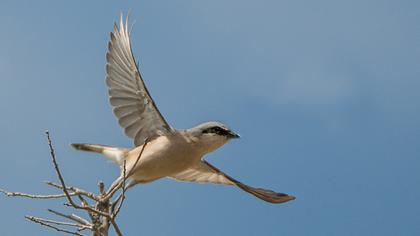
46;131;111;219
104;138;149;201
45;181;100;201
26;215;90;229
113;160;127;216
76;195;97;223
1;132;149;235
48;209;91;226
0;188;76;199
77;195;90;208
46;131;80;206
25;215;85;236
111;219;123;236
127;138;150;178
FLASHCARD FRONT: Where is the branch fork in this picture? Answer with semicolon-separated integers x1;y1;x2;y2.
0;131;148;236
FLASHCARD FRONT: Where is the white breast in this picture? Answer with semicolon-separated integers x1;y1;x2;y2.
126;134;202;183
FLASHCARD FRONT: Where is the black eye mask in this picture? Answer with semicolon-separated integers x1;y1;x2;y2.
202;126;230;136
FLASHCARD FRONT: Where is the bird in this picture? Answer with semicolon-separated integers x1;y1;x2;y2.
71;14;295;204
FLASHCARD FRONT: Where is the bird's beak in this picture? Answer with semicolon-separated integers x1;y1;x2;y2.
228;131;240;139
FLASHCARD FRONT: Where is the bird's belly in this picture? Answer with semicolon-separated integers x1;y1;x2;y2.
126;137;200;183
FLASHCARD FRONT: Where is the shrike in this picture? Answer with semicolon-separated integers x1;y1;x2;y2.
72;15;295;204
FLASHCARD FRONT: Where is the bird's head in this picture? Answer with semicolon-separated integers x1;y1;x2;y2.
187;121;240;154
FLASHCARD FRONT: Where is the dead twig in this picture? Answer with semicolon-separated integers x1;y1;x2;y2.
26;215;91;230
112;160;127;216
48;209;91;226
25;215;85;236
111;219;123;236
1;131;150;236
46;131;111;219
45;181;100;201
104;139;148;201
0;188;76;199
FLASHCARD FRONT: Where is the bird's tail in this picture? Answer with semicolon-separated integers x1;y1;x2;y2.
71;143;128;165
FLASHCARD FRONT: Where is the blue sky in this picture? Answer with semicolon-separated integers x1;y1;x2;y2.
1;0;419;235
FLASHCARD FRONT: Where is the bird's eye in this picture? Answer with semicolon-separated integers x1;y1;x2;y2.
203;126;227;135
202;127;214;134
214;127;225;133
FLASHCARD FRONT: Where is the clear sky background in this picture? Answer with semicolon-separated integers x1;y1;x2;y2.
1;0;419;235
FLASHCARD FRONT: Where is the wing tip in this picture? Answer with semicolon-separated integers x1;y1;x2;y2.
275;194;296;204
236;182;296;204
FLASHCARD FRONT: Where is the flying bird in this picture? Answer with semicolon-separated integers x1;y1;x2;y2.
72;15;295;204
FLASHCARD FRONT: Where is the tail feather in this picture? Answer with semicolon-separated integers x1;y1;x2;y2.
71;143;128;165
71;143;106;153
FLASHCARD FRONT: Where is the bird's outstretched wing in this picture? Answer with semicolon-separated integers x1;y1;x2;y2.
106;15;172;146
171;160;295;204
